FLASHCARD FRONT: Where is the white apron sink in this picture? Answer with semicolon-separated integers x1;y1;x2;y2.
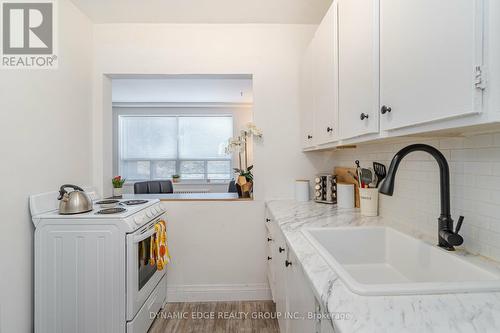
302;226;500;296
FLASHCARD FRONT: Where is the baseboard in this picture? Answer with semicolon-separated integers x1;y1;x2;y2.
166;283;272;302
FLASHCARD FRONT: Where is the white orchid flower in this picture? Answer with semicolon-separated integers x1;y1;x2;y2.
225;137;244;154
245;122;263;138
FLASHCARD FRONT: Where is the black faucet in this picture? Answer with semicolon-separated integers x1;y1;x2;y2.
379;144;464;251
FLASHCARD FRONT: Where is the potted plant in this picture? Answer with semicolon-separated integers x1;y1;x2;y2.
172;174;181;183
233;165;254;198
112;176;126;197
225;122;263;198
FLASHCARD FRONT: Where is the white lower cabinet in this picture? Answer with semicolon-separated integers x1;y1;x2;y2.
267;226;276;302
286;250;318;333
271;221;290;332
266;211;334;333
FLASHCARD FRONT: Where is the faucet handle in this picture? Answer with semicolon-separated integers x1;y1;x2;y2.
455;216;464;234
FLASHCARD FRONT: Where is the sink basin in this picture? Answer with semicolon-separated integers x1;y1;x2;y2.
302;226;500;295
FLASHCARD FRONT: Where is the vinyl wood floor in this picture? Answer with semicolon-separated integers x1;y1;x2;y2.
148;301;280;333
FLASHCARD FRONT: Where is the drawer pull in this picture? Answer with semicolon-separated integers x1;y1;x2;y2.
381;105;392;114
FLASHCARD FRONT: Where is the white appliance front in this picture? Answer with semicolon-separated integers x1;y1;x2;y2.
126;213;168;321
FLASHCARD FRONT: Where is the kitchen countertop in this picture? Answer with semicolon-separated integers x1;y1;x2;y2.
266;200;500;333
121;192;252;201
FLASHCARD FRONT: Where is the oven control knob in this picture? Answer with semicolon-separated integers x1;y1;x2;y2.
134;217;142;225
146;211;152;218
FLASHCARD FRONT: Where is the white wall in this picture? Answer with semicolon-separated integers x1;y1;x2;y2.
92;24;319;199
112;77;253;104
0;1;93;332
326;132;500;261
162;200;269;301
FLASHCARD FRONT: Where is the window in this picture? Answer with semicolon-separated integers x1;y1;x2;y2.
118;115;233;181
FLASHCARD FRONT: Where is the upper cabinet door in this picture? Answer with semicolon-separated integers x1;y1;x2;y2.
314;2;340;145
380;0;484;131
338;0;380;140
300;40;316;149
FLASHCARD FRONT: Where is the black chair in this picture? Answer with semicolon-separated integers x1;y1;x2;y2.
134;180;174;194
228;180;238;193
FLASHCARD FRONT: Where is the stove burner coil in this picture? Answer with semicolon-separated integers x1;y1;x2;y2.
96;207;127;214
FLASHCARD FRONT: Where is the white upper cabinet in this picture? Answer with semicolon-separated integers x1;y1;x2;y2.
338;0;380;140
313;2;339;145
300;40;316;149
379;0;484;131
299;0;494;150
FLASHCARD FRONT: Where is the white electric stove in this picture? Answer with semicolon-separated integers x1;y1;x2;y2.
30;188;168;333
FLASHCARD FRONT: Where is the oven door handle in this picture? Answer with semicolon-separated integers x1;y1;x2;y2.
133;227;157;243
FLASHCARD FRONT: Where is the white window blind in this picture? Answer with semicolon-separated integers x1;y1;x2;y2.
119;115;233;181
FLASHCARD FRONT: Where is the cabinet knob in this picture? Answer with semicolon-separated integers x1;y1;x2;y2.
360;113;369;120
267;237;272;242
381;105;392;114
279;247;285;253
307;135;313;139
266;218;271;222
267;256;272;260
285;260;292;267
326;127;333;133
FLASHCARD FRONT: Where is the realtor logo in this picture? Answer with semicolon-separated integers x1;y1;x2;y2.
1;0;57;68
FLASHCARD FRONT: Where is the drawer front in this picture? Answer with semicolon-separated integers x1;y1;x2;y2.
266;229;276;301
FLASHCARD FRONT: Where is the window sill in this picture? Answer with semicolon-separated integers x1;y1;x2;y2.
124;180;230;186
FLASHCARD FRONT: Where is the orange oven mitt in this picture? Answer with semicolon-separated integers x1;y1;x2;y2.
155;220;170;270
160;220;170;265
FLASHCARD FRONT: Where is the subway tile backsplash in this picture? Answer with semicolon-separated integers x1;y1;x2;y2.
327;132;500;261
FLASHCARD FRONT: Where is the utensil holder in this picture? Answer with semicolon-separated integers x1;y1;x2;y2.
360;188;379;216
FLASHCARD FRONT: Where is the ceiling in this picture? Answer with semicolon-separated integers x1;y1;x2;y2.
69;0;332;24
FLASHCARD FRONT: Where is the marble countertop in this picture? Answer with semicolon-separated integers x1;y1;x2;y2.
266;200;500;333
